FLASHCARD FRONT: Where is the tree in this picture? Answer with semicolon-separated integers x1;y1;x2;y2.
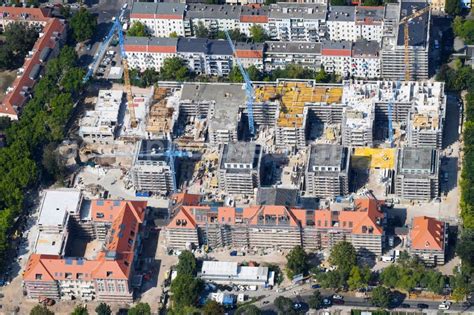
160;57;191;81
286;245;309;278
348;266;371;290
202;300;225;315
127;21;148;37
330;0;348;5
274;296;294;313
177;250;197;276
229;66;243;82
170;274;203;308
363;0;382;5
71;305;89;315
61;67;85;95
371;286;391;308
249;25;268;43
95;303;112;315
308;290;323;309
315;67;330;83
445;0;461;15
235;305;261;315
0;22;38;70
30;305;54;315
127;302;151;315
329;241;357;273
316;270;345;289
380;264;399;288
70;7;97;42
457;230;474;267
194;21;209;38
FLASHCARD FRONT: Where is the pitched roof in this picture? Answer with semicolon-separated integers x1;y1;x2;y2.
410;216;445;251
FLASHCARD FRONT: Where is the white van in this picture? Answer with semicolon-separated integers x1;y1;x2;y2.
438;302;450;310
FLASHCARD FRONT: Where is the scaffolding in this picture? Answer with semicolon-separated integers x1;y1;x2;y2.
146;87;173;135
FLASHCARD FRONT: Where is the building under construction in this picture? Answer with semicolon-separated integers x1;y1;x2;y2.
395;147;440;200
305;144;351;198
131;139;175;195
381;0;430;80
218;142;263;196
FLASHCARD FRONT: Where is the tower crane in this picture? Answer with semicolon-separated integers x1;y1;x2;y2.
399;5;430;81
82;13;138;128
224;30;255;136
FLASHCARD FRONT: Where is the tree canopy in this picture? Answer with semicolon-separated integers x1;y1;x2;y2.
70;7;97;42
95;303;112;315
160;57;192;81
274;296;295;313
170;273;203;308
127;21;149;37
177;250;197;276
202;300;225;315
249;25;269;42
371;286;391;308
286;245;309;278
235;304;262;315
308;290;323;309
445;0;462;16
453;17;474;45
348;266;371;290
127;302;151;315
329;241;357;274
70;305;88;315
30;305;54;315
0;22;38;70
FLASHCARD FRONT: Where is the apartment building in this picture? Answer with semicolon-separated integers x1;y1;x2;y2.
207;94;242;145
130;2;186;37
186;4;241;35
218;142;262;196
355;6;385;42
268;3;327;42
131;139;176;195
305;144;351;198
381;0;430;80
0;7;66;120
166;197;384;256
321;40;352;78
264;41;322;71
238;5;269;38
78;90;124;144
395;147;440;201
327;6;357;41
124;37;264;75
24;193;148;302
409;216;447;265
351;40;381;78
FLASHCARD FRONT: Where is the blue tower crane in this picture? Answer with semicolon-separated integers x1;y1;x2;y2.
224;30;255;136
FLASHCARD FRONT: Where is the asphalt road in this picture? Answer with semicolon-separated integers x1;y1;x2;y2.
254;286;473;314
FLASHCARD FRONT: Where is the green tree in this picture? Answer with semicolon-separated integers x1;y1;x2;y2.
70;7;97;42
457;229;474;267
235;304;261;315
61;67;85;95
363;0;382;5
371;286;391;308
160;57;191;81
71;305;89;315
170;274;203;308
380;264;399;288
308;290;323;309
249;25;268;43
421;270;446;294
0;117;11;131
127;302;151;315
0;22;38;70
95;303;112;315
331;0;348;5
329;241;357;273
348;266;371;290
315;67;330;83
286;245;309;278
445;0;462;15
202;300;225;315
229;66;243;82
274;296;294;313
127;21;148;37
316;270;345;289
194;21;209;38
177;250;197;276
30;305;55;315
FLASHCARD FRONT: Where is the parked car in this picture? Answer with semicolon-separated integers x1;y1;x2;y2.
333;294;343;300
400;303;410;308
438;302;450;310
311;284;320;289
417;303;429;309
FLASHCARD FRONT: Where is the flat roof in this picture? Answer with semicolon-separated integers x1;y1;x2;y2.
308;144;346;169
180;83;246;108
201;261;238;276
221;142;260;166
209;96;240;130
131;2;185;16
38;190;81;226
355;6;384;23
397;0;429;47
322;40;352;50
137;139;169;162
35;231;65;255
124;36;178;47
399;147;434;171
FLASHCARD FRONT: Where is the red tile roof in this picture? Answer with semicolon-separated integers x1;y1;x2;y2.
321;48;352;57
235;50;264;59
124;44;177;54
24;200;147;282
410;216;445;251
240;15;268;23
0;15;65;119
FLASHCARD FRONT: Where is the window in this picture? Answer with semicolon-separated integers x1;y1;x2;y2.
349;221;353;228
128;238;133;245
65;273;72;279
77;273;83;280
35;274;42;280
106;271;113;277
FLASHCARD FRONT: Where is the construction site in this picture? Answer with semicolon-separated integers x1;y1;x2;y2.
74;78;447;203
